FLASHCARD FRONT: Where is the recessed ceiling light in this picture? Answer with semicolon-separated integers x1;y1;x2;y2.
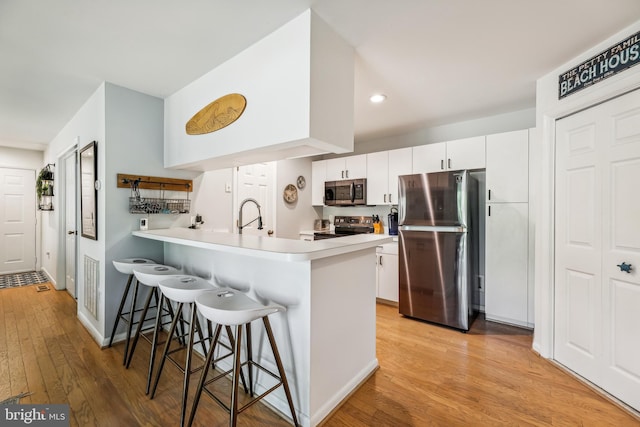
369;94;387;103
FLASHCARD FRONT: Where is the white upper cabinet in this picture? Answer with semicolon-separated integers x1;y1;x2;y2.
412;142;446;173
311;160;327;206
486;129;529;203
326;154;367;180
412;136;485;173
445;136;486;170
367;148;412;205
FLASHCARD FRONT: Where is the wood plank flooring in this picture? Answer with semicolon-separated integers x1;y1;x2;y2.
1;284;638;426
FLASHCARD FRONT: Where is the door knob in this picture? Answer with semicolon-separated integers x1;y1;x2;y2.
617;262;633;273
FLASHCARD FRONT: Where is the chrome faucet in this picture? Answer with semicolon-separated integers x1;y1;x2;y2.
238;198;263;234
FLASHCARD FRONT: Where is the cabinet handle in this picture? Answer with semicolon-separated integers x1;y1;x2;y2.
440;159;444;170
448;158;451;169
346;170;349;178
488;189;491;200
488;205;491;216
384;194;387;203
389;193;392;203
380;255;383;266
342;170;345;179
616;262;632;273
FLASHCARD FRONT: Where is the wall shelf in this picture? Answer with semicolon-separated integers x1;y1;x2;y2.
118;173;193;214
37;163;55;211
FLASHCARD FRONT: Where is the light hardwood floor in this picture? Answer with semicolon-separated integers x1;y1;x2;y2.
1;284;638;426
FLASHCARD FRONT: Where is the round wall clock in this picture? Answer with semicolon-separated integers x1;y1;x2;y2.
283;184;298;204
296;175;306;189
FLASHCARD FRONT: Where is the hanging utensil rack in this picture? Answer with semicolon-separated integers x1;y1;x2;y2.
117;173;193;214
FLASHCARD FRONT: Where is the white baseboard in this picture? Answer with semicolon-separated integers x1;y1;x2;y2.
78;311;105;347
41;267;58;289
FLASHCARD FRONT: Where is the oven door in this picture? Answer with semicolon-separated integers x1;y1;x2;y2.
324;181;336;206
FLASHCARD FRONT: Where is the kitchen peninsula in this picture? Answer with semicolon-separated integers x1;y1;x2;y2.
133;228;392;426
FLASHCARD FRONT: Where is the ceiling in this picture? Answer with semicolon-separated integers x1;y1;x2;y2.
2;0;640;152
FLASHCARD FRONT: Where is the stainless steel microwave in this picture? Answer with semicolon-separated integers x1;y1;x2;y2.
324;179;367;206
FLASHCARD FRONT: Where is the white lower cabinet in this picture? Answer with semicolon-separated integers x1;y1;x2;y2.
484;202;530;327
376;242;399;303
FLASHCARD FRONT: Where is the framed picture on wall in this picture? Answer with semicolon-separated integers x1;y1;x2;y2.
80;141;98;240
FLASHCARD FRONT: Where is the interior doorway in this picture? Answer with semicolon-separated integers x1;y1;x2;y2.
60;149;77;298
554;88;640;411
0;167;36;274
234;162;275;236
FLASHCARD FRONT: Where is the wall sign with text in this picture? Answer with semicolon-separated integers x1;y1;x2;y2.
559;30;640;99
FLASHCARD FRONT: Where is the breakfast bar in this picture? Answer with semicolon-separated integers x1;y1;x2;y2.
133;228;392;427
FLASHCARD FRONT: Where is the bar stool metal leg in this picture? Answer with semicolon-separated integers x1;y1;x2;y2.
125;286;157;368
108;273;133;348
263;316;299;427
230;324;243;427
123;278;141;365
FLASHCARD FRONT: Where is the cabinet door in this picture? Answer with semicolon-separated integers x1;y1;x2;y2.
366;151;389;205
485;202;528;326
325;158;346;180
412;142;446;173
311;160;326;206
345;154;367;179
387;148;412;204
377;250;399;302
486;130;529;203
446;136;486;170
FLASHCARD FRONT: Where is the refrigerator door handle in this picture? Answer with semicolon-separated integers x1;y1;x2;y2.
400;225;467;233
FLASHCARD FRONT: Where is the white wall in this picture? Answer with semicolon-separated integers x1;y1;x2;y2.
353;108;535;155
275;158;321;239
164;9;354;171
44;83;106;295
102;83;199;344
0;147;43;170
190;168;235;232
533;20;640;358
42;82;200;344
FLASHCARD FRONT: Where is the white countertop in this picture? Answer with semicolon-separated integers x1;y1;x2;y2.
133;228;392;262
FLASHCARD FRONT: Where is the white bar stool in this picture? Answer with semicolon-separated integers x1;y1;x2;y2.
150;275;214;427
188;288;299;427
129;264;181;393
110;258;156;365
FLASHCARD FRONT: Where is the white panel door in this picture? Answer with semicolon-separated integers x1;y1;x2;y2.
555;103;603;384
235;162;274;236
555;89;640;411
0;168;36;274
599;94;640;410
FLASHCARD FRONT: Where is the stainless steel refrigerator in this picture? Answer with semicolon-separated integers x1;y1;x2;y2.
398;170;479;331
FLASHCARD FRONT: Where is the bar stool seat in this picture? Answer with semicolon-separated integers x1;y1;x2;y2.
188;288;299;427
150;275;216;426
128;264;181;393
109;258;156;365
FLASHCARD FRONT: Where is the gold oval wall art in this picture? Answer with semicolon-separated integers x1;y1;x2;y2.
185;93;247;135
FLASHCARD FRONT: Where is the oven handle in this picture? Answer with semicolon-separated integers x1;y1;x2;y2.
350;182;355;203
